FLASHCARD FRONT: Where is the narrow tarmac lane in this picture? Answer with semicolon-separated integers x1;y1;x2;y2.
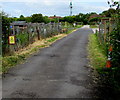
3;27;97;98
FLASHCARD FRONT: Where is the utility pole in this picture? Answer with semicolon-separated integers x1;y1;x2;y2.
70;0;73;16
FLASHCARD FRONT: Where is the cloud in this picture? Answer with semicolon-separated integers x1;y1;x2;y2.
14;9;22;14
8;9;22;17
1;0;118;3
1;1;112;17
0;0;38;2
43;0;53;5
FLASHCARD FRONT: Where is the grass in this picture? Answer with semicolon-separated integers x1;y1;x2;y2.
2;27;78;74
2;54;26;73
75;25;83;28
66;25;83;34
2;35;63;73
47;37;59;42
88;33;120;97
90;25;98;28
88;34;107;69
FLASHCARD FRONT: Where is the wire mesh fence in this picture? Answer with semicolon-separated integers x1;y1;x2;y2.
98;17;120;68
2;22;73;56
98;18;116;45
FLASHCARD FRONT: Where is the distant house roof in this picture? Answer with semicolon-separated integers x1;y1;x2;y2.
11;21;27;26
89;14;105;19
49;16;62;19
101;17;110;24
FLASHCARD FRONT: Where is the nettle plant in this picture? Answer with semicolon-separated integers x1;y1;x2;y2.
108;0;120;67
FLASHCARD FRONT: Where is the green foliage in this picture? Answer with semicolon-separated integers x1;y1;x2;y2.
2;15;10;34
16;33;29;46
108;1;120;68
101;8;116;17
44;16;50;23
1;11;110;25
75;25;83;28
2;12;11;56
94;1;120;95
88;34;107;69
63;16;74;23
89;17;100;23
59;12;96;24
31;14;44;23
50;18;59;23
2;54;26;73
18;15;26;21
109;18;120;68
47;37;59;42
90;25;98;28
25;17;31;22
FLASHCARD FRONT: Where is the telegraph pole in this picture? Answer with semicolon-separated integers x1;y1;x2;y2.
70;0;73;16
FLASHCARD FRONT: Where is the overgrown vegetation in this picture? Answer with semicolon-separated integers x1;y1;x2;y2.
88;34;107;69
90;25;98;28
16;33;29;46
88;33;120;99
104;0;120;93
89;1;120;97
2;27;78;73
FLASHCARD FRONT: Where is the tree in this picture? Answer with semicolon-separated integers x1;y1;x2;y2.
18;15;25;21
63;16;74;23
31;14;44;23
20;15;24;18
101;8;116;17
43;16;50;23
89;17;100;23
25;17;32;22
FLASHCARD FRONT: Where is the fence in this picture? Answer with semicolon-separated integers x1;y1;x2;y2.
98;17;120;68
98;18;116;44
2;22;73;56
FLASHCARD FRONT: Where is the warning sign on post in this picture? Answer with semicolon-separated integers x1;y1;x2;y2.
9;36;15;45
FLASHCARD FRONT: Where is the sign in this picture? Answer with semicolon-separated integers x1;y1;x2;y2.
10;26;13;29
9;36;15;45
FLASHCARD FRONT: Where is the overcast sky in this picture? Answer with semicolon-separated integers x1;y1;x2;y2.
0;0;119;17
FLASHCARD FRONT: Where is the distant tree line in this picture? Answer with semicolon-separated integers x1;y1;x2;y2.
1;8;118;28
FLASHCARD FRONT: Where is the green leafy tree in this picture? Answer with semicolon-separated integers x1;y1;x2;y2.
101;8;116;17
63;16;74;23
43;16;50;23
31;14;44;23
89;17;100;23
18;15;26;21
25;17;32;22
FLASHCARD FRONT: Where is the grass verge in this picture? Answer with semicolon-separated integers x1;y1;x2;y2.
90;25;98;28
88;34;107;69
66;25;83;34
2;34;65;73
88;33;120;99
75;25;83;28
2;28;78;74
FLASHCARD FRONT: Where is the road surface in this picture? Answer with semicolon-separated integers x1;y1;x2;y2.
3;26;97;98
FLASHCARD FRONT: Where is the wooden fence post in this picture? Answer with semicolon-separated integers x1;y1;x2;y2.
104;20;107;42
36;25;40;40
109;18;112;42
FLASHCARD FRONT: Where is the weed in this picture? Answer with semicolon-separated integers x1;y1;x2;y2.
90;25;98;28
88;34;107;69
